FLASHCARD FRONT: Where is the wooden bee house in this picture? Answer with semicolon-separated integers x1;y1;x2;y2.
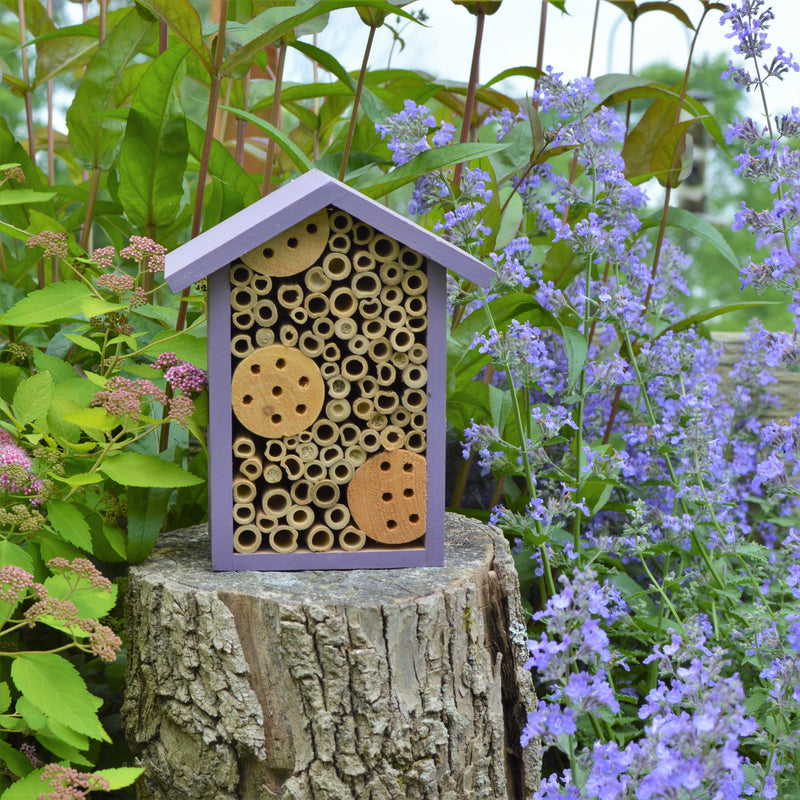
165;170;494;570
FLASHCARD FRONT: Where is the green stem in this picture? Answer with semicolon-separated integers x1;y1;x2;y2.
262;39;287;195
79;167;101;252
453;10;485;188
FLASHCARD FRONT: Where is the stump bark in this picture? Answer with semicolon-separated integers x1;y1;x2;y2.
122;513;540;800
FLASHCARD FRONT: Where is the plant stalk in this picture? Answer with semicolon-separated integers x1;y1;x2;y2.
261;40;287;196
453;11;485;188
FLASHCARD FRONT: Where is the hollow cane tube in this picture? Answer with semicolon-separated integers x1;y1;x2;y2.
338;526;366;551
306;524;334;552
279;324;298;347
311;480;340;508
390;351;409;369
269;526;298;554
367;412;388;431
233;478;257;503
338;422;361;446
233;525;262;554
312;419;339;446
379;261;403;286
359;429;381;452
252;274;272;296
319;444;343;466
290;306;308;325
304;292;329;319
357;376;378;398
297;441;319;462
380;425;406;451
390;407;412;428
323;252;352;281
328;233;351;253
303;460;326;482
368;234;400;262
255;328;276;347
346;335;369;355
330;286;357;318
305;266;331;293
351;271;380;299
358;299;382;319
406;430;427;453
405;295;427;317
362;317;387;340
325;398;351;423
320;363;340;381
351;222;374;245
402;364;428;389
368;338;391;363
265;439;287;461
276;283;303;309
374;390;399;415
233;503;256;524
344;445;367;467
407;343;427;364
379;285;403;307
383;305;407;328
351;250;376;273
230;285;256;311
313;317;335;340
286;504;314;531
390;327;414;353
231;335;253;358
230;263;253;287
334;317;358;340
239;455;263;480
402;388;428;412
329;209;353;233
407;315;427;333
342;355;368;382
291;480;313;505
324;504;350;531
281;455;304;480
327;376;351;399
255;512;278;533
232;310;254;330
262;487;292;518
410;411;427;430
253;298;278;326
328;458;355;484
298;331;324;359
376;363;396;387
233;435;256;459
352;397;374;421
323;342;340;362
263;463;283;484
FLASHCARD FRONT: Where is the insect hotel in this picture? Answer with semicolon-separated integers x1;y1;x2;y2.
164;170;494;570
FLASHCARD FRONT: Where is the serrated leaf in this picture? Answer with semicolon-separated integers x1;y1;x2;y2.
62;406;119;432
0;739;32;779
50;471;103;488
32;349;76;383
13;372;53;426
0;189;55;205
63;333;101;352
11;653;108;742
0;541;34;573
45;499;93;553
0;682;11;715
99;451;203;487
127;486;171;563
1;281;124;326
96;767;144;790
135;0;212;74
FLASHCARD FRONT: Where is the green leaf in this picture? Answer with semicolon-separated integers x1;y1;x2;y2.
0;740;32;779
636;1;695;28
0;768;46;799
0;189;55;205
118;44;189;233
219;106;313;173
0;682;11;715
127;486;172;563
44;572;116;622
1;282;124;326
33;26;98;86
11;653;108;741
358;142;509;198
50;471;103;488
659;301;780;337
63;333;101;353
135;0;212;74
66;9;155;170
45;499;93;553
32;350;76;383
62;406;119;433
488;383;513;435
558;325;588;394
482;65;542;90
99;451;203;488
42;717;91;752
96;767;144;790
13;372;53;426
0;541;34;573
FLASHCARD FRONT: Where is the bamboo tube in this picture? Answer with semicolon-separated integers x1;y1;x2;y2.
325;398;351;423
380;285;403;307
391;351;409;369
351;222;374;245
368;338;391;363
344;445;367;467
328;376;351;399
255;328;276;346
320;444;344;466
406;430;426;453
368;234;400;263
381;426;406;451
252;275;272;296
407;316;428;333
324;504;350;531
305;266;331;293
231;335;254;358
352;272;380;299
333;317;358;340
233;502;256;524
330;286;358;318
329;459;355;485
323;252;352;281
390;327;414;353
279;324;299;347
239;456;263;481
291;480;313;505
233;524;262;554
339;423;361;446
379;262;403;286
263;463;283;484
402;364;428;389
255;512;278;533
281;455;304;480
262;487;292;518
286;504;315;531
362;317;387;340
338;526;366;552
383;306;407;328
358;299;382;319
320;362;340;380
402;270;428;296
359;429;381;452
375;391;399;415
313;317;335;340
277;283;303;309
402;388;428;411
269;526;298;554
410;411;427;430
290;306;308;325
342;355;368;382
328;233;351;253
231;285;256;311
297;441;319;462
304;292;329;318
351;250;376;273
298;430;312;443
303;460;326;482
233;478;257;504
253;298;278;326
298;331;324;358
376;363;396;387
329;209;353;233
391;407;412;428
367;412;388;431
284;436;299;450
323;342;341;363
404;295;427;317
357;376;378;398
232;309;254;330
230;263;253;287
265;440;286;461
233;435;256;459
311;480;340;508
347;335;369;355
407;343;427;364
352;397;374;421
398;246;424;270
312;419;339;446
306;524;334;552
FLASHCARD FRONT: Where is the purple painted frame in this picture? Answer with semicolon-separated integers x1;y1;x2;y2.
166;171;494;571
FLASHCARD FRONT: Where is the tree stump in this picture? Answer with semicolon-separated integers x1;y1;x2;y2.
122;513;540;800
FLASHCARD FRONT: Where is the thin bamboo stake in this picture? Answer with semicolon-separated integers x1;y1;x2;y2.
261;39;287;196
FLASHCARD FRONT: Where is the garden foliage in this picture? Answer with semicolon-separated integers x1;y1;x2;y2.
0;0;798;797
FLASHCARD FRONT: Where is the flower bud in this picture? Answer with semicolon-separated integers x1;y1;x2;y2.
450;0;502;14
357;0;412;27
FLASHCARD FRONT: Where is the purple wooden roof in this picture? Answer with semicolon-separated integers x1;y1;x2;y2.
165;170;495;292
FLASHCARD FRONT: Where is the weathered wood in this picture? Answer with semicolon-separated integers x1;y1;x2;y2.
122;513;540;800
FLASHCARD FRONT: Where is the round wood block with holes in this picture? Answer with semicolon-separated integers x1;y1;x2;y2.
239;209;330;278
347;450;426;544
231;345;324;438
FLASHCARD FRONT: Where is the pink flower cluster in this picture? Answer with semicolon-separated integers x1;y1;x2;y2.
91;245;115;270
120;235;166;273
97;272;135;295
47;557;113;591
0;429;43;502
26;231;68;259
90;377;168;419
151;353;208;426
37;763;110;800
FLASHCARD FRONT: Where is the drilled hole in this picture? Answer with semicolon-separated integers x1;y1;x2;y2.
306;223;318;234
296;404;307;414
403;463;413;473
409;514;419;524
250;364;261;374
287;237;298;248
380;461;391;472
387;519;398;530
271;414;282;424
275;358;286;369
382;492;392;502
263;247;274;258
272;386;282;397
243;395;253;405
299;376;310;387
404;488;414;498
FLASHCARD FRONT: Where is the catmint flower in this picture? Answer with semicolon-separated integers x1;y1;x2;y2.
462;421;502;474
433;201;491;247
484;108;527;140
375;99;436;166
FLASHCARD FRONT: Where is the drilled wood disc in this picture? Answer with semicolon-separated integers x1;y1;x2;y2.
240;210;330;278
231;345;324;438
347;450;426;544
